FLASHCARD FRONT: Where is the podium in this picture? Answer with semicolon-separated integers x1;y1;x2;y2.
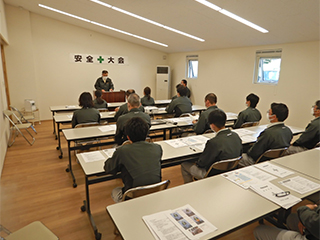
100;90;125;103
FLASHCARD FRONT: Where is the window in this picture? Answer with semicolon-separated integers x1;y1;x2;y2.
253;49;282;85
186;55;198;78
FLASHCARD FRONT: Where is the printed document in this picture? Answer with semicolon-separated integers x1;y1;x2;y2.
222;166;277;189
98;125;116;132
278;176;320;195
103;148;116;158
250;182;301;209
255;163;294;178
165;136;209;149
81;151;105;163
143;204;217;240
232;128;255;137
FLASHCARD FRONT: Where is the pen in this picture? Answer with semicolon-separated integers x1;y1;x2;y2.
274;191;290;197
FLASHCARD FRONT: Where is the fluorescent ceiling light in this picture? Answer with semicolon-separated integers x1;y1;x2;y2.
90;0;205;42
195;0;269;33
195;0;221;11
38;4;168;47
219;9;268;33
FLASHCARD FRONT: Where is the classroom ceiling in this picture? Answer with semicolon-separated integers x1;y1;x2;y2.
4;0;320;53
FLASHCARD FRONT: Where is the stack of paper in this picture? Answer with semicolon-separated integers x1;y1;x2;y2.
103;148;116;158
165;136;209;149
278;176;320;195
143;204;217;240
255;163;294;178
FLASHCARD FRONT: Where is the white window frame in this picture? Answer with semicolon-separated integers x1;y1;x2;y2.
186;55;198;79
253;49;282;85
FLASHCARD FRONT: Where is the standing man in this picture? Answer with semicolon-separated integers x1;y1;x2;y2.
193;93;221;134
181;79;191;98
115;93;150;145
239;103;293;166
181;109;242;183
287;100;320;154
233;93;262;129
94;70;114;92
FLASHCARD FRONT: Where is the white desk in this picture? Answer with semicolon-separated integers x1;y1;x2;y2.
272;148;320;180
106;175;278;240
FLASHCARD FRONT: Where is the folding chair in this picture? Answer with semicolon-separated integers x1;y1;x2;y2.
0;221;58;240
193;156;242;180
3;110;35;147
10;106;37;133
110;180;170;235
255;147;288;164
240;121;260;128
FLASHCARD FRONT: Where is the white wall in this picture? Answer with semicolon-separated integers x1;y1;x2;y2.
168;41;320;129
4;5;168;120
0;0;9;176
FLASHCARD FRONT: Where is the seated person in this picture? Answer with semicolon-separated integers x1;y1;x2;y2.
115;93;151;145
171;83;181;100
181;109;242;183
166;85;192;117
94;70;114;92
193;93;221;134
239;103;293;166
141;86;155;106
104;117;163;202
71;92;100;128
287;100;320;154
181;79;191;98
233;93;262;129
254;203;320;240
114;89;145;121
93;90;108;109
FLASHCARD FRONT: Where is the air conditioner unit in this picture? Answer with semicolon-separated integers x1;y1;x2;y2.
156;65;170;100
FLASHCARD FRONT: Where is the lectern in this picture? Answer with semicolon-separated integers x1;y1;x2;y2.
99;90;125;103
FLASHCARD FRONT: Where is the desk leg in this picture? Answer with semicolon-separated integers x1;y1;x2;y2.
52;112;57;138
81;176;102;240
169;129;173;139
57;123;63;159
65;141;77;188
163;129;166;140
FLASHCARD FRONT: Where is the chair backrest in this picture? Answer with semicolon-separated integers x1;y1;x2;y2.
255;147;288;164
122;180;170;201
240;121;260;128
3;110;22;125
204;156;242;178
314;142;320;148
75;122;100;128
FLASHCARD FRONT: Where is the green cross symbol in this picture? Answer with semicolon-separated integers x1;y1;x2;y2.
97;56;104;63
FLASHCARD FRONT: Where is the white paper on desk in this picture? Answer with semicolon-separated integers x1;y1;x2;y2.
222;166;277;189
194;143;206;152
278;176;320;195
250;182;301;209
166;204;217;240
255;163;294;178
165;139;188;148
66;105;77;108
181;135;209;146
98;125;116;132
67;115;73;119
240;135;257;143
102;148;116;158
233;128;255;137
143;210;188;240
81;151;105;163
